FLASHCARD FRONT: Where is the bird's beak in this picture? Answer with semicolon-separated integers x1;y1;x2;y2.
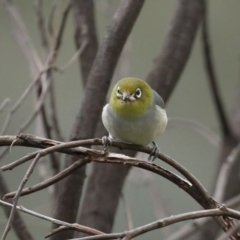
122;92;130;101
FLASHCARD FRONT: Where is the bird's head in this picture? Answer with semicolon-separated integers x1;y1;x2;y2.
110;78;153;118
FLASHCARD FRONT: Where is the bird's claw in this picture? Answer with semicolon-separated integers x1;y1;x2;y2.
148;141;159;162
102;136;112;152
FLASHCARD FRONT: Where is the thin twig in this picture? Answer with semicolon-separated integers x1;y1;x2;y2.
0;200;103;236
202;2;231;137
3;159;86;199
167;118;220;148
121;193;134;231
34;0;49;50
0;174;34;240
165;192;240;240
0;98;11;115
49;2;71;64
1;153;41;240
0;65;58;136
2;0;42;71
69;208;240;240
17;80;52;134
61;39;88;71
217;221;240;240
213;144;240;202
71;0;98;84
47;0;59;38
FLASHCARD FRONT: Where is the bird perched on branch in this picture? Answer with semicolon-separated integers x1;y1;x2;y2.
102;77;168;161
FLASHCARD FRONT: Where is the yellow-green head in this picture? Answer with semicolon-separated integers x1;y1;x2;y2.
110;78;153;118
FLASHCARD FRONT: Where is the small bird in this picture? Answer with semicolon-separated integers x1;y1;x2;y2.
102;77;168;161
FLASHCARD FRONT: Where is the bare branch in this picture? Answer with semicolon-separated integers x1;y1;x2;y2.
1;153;40;240
34;0;49;50
0;174;34;240
47;0;59;37
71;0;98;84
201;1;232;138
0;65;58;136
0;98;10;115
61;39;88;71
2;0;42;72
214;144;240;202
217;222;240;240
165;192;240;240
69;208;240;240
45;225;100;239
121;193;134;231
146;0;204;103
167;118;220;148
0;134;209;201
0;134;239;236
49;2;71;64
3;159;86;198
0;200;102;236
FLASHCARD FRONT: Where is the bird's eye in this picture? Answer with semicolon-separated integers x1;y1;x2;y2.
134;88;141;99
116;86;122;98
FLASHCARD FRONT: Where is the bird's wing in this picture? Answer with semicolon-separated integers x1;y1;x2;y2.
153;90;165;108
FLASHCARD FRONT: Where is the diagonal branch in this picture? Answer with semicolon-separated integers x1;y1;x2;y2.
0;174;34;240
1;153;40;240
0;200;102;237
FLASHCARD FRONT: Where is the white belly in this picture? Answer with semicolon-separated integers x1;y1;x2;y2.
102;104;167;146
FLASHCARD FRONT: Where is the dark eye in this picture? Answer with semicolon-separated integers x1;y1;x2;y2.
116;86;122;97
134;88;141;99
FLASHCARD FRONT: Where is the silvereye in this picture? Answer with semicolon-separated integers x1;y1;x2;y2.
102;77;168;161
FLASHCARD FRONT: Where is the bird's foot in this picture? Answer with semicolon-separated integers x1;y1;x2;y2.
102;136;112;152
148;141;159;162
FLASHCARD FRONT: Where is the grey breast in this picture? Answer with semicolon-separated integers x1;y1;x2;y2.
104;102;159;146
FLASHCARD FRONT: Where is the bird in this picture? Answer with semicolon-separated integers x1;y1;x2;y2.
102;77;168;161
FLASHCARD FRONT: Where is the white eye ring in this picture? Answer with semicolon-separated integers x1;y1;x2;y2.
134;88;141;99
116;86;122;98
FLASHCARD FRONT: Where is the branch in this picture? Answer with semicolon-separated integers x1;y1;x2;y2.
1;134;239;236
34;0;49;50
0;200;102;236
0;174;34;240
0;135;233;221
146;0;204;103
3;159;86;199
71;0;98;85
70;208;240;240
213;143;240;202
217;222;240;240
0;98;10;115
165;192;240;240
201;2;231;138
0;134;209;202
1;153;40;240
167;118;220;148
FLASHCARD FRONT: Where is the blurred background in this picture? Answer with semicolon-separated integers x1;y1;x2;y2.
0;1;240;239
